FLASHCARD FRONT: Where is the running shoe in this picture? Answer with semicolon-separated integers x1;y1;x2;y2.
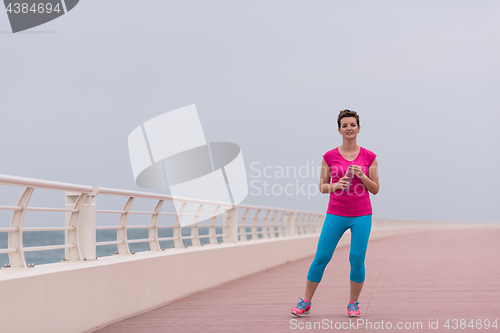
347;300;360;317
291;297;311;317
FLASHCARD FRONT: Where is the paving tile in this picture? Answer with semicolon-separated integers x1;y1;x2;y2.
95;228;500;333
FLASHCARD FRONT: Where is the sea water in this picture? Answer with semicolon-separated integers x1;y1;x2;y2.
0;226;262;267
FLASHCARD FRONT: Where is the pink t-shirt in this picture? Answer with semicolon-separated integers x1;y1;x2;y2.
323;146;377;217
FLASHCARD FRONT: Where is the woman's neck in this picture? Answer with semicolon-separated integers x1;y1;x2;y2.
339;140;359;152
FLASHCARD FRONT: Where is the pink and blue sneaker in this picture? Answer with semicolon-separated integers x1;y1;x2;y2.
347;300;360;317
291;297;311;317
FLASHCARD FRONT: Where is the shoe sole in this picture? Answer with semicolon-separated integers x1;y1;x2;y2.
348;313;361;317
291;311;310;317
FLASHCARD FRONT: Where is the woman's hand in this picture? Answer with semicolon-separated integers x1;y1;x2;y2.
350;165;366;179
353;159;380;195
334;176;351;191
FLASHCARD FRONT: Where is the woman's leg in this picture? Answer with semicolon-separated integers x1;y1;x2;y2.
348;214;372;301
304;280;319;301
350;280;364;302
305;214;349;300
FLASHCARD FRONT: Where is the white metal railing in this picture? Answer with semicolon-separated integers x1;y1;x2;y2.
0;174;326;269
2;174;486;269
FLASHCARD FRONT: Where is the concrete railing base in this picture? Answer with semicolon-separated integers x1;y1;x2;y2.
0;224;496;333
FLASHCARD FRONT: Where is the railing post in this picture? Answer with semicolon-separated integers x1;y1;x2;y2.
285;211;297;236
296;213;304;235
278;211;287;237
190;204;204;247
65;192;96;261
7;187;34;268
148;200;163;251
268;210;278;238
251;209;261;240
224;207;239;243
239;208;250;242
305;213;314;234
117;197;133;254
261;210;270;239
174;202;187;248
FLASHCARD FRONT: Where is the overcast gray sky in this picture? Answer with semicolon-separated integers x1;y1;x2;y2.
1;0;499;224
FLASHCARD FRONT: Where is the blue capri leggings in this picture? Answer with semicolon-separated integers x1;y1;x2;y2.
307;214;372;284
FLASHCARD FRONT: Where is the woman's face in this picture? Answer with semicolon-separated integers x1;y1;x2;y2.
338;117;360;139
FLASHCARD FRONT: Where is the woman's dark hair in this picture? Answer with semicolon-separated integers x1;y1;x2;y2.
337;109;360;129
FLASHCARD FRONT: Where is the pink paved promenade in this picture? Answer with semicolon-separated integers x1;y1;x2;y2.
93;228;500;332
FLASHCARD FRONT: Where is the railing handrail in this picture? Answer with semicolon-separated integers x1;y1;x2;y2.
0;174;320;215
4;173;487;270
0;174;94;192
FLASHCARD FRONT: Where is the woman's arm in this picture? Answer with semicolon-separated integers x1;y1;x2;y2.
351;158;379;195
319;158;349;193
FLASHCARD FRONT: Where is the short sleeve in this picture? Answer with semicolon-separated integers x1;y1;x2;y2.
367;149;377;166
323;150;332;166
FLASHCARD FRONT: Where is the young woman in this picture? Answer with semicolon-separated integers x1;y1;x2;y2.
291;109;379;317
